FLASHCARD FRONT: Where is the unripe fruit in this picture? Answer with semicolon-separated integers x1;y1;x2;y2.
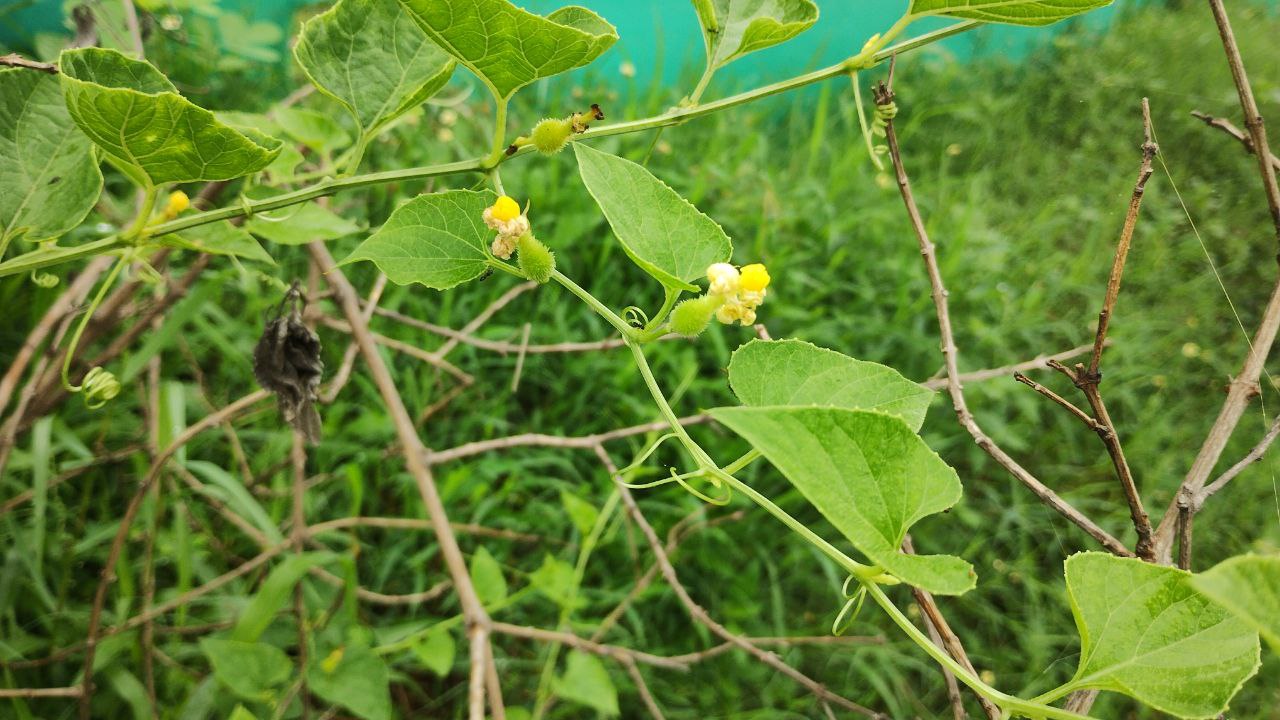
531;117;574;155
670;296;718;337
517;233;555;283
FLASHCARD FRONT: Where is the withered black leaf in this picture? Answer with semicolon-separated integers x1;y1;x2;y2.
253;282;323;444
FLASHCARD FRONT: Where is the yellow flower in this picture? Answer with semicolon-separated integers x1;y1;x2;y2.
740;263;770;292
706;262;740;295
164;190;190;217
490;195;520;223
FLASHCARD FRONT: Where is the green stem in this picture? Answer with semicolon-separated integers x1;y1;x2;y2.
60;253;128;392
344;132;371;176
550;269;635;339
127;188;159;241
0;21;982;280
640;287;680;338
484;98;509;168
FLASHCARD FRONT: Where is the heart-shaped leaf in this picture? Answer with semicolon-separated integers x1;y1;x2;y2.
907;0;1112;26
59;48;281;187
340;189;495;289
575;143;732;291
1;69;102;246
295;0;455;135
1061;552;1259;718
708;405;974;594
398;0;617;99
728;339;933;432
694;0;818;71
1190;554;1280;652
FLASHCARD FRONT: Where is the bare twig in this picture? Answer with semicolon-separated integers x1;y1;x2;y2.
307;241;499;720
0;53;58;73
1013;372;1102;431
427;414;711;465
322;273;388;403
1191;111;1280;171
1152;0;1280;560
491;622;689;671
921;342;1099;390
873;74;1132;557
0;687;82;698
1196;414;1280;507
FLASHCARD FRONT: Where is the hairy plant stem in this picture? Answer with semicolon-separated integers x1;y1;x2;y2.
0;21;981;280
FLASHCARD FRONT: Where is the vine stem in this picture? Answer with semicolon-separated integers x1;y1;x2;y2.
0;20;983;280
615;334;1096;719
59;253;128;392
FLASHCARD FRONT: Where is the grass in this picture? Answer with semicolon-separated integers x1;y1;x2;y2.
3;3;1280;718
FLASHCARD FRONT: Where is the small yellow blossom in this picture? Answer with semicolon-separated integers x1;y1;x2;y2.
706;263;740;296
739;263;770;292
490;195;520;223
163;190;190;218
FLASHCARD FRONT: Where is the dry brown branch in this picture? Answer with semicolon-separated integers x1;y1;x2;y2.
1195;414;1280;509
322;273;388;403
318;314;474;385
0;53;58;73
0;687;82;698
1013;372;1102;431
435;280;538;358
1152;0;1280;560
490;622;690;671
369;303;652;355
620;657;666;720
873;76;1132;558
291;433;311;719
594;444;886;719
307;241;499;720
920;342;1099;390
1191;111;1280;171
428;414;711;465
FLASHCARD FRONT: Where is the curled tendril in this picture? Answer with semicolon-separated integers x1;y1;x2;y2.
622;305;649;328
832;576;868;636
616;432;733;505
30;271;59;288
79;366;122;409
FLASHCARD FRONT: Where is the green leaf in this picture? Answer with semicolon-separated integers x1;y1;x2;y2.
1062;552;1259;718
1190;554;1280;652
553;650;618;716
0;69;102;246
707;406;974;594
163;221;275;264
307;644;392;720
907;0;1112;26
295;0;455;134
231;552;337;642
273;107;351;153
409;628;455;677
398;0;617;100
340;189;495;289
59;48;281;186
530;554;579;609
727;339;934;432
228;706;259;720
694;0;818;71
198;638;291;702
574;143;732;291
246;203;362;246
469;546;508;607
560;490;599;537
217;14;284;63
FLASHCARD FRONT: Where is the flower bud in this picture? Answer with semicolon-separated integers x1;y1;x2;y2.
163;190;190;219
517;232;555;284
670;295;718;337
530;117;574;155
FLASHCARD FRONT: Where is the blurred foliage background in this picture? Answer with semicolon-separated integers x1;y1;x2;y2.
2;0;1280;718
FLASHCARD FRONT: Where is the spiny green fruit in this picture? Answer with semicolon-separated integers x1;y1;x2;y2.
517;233;555;283
669;295;718;337
530;117;574;155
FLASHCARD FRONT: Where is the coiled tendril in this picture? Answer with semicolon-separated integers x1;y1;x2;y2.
30;271;59;288
616;432;734;505
832;575;868;636
79;366;122;409
61;255;128;410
